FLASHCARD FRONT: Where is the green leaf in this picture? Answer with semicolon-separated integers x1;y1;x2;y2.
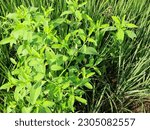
17;45;24;55
101;26;116;32
95;58;103;66
99;24;109;29
80;45;98;55
116;29;124;42
0;82;13;91
75;96;87;105
112;16;121;24
52;44;62;49
78;2;87;8
78;29;86;42
22;106;33;113
65;33;71;42
45;48;56;62
93;67;102;76
75;10;82;21
68;95;75;111
126;23;138;28
87;38;97;46
14;85;25;102
67;48;76;56
6;13;17;20
122;15;126;26
10;58;17;65
86;72;95;78
30;82;44;105
82;14;93;22
34;73;44;81
43;101;55;107
0;37;16;45
51;64;63;71
62;81;70;89
62;55;68;62
81;67;86;78
84;82;93;89
61;11;72;17
31;48;40;58
52;18;65;27
8;74;18;85
125;30;137;40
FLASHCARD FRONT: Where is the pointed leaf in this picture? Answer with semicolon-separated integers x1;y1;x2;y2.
126;30;137;39
112;16;121;24
78;2;87;8
86;72;95;78
30;82;44;105
61;11;72;17
75;96;87;105
0;82;13;91
10;58;17;65
126;23;138;28
85;82;93;89
0;37;15;45
80;45;98;55
93;67;102;76
52;18;65;27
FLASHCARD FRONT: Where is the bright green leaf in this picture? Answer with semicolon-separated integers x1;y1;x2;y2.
34;73;44;81
126;30;137;39
52;18;65;27
22;106;33;113
95;58;103;66
126;23;138;28
51;64;63;71
61;11;72;17
87;38;97;45
93;67;102;76
0;82;13;91
78;2;87;8
75;10;82;21
10;58;17;65
82;14;93;22
86;72;95;78
43;101;55;107
112;16;121;24
75;96;87;105
116;29;124;42
68;95;75;111
0;37;16;45
62;81;70;89
52;44;62;49
80;45;98;55
81;67;86;78
30;82;43;105
85;82;93;89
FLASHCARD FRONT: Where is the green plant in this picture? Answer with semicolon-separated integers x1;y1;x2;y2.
0;1;102;113
0;0;146;113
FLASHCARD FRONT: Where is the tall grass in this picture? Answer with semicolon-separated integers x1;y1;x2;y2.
0;0;149;112
85;0;150;112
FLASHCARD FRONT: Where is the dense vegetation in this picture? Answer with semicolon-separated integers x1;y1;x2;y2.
0;0;149;113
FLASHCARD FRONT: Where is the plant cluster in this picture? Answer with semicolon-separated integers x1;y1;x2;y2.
0;0;149;113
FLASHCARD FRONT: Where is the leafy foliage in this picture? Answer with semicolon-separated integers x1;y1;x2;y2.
0;0;149;113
